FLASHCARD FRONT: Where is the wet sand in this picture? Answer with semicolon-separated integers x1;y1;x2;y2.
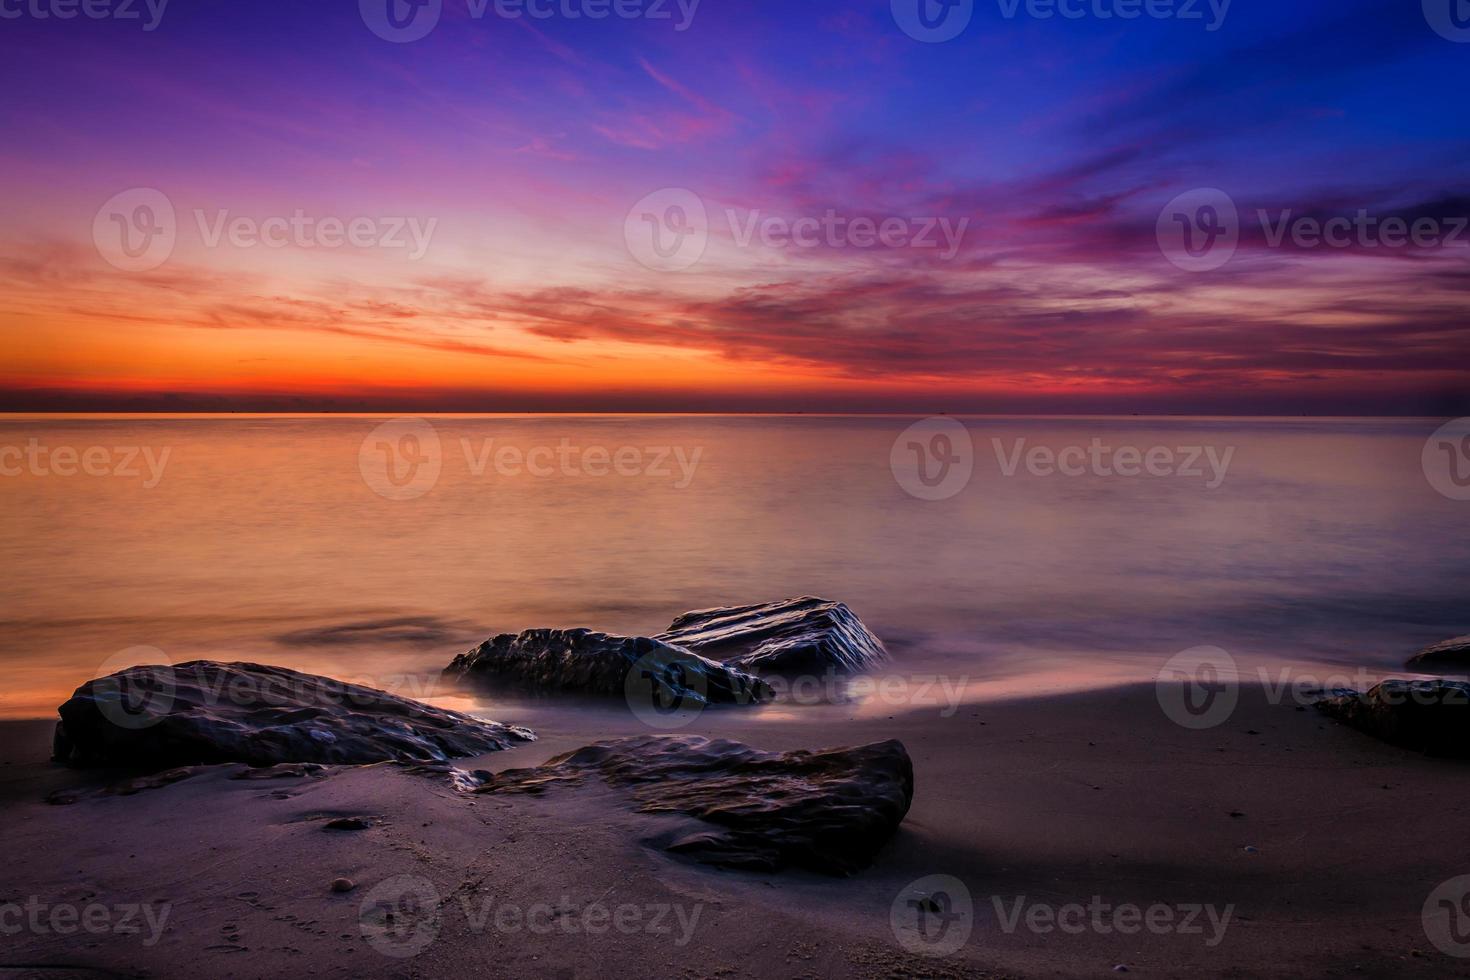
4;683;1470;978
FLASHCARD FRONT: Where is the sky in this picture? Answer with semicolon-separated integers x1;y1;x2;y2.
0;0;1467;414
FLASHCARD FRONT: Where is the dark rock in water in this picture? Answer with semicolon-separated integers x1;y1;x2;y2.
1407;635;1470;670
1315;680;1470;758
478;735;914;875
445;629;772;705
656;596;888;675
53;661;534;771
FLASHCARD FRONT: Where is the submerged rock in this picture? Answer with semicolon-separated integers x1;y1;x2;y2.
656;596;888;675
53;661;534;770
445;628;772;705
478;734;914;875
1407;635;1470;671
1315;679;1470;758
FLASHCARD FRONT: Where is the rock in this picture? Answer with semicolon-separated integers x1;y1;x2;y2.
1315;679;1470;758
1407;635;1470;670
656;597;888;675
323;816;371;831
331;878;355;893
445;629;771;706
478;735;914;875
53;661;534;771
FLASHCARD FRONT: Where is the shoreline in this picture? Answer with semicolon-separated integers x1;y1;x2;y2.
5;683;1470;977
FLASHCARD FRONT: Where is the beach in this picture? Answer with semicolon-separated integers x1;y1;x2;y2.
7;679;1470;978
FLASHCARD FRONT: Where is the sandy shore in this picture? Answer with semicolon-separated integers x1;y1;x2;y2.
4;683;1470;978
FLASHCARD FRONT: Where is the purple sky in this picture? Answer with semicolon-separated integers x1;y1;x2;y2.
1;0;1467;413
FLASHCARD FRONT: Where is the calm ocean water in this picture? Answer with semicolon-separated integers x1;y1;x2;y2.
1;415;1465;719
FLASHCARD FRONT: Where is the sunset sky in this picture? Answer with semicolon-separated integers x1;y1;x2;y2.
1;0;1466;414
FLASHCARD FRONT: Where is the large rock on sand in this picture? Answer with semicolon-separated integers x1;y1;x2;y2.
54;661;534;770
445;629;772;705
1407;635;1470;671
478;735;913;875
656;596;888;675
1315;679;1470;759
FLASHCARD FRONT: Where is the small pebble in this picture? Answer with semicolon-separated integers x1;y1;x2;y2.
331;878;355;893
1113;966;1129;973
1243;845;1260;854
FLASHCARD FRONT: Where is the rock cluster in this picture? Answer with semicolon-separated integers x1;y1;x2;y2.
1315;679;1470;758
53;661;534;770
444;629;772;705
1406;635;1470;670
656;596;888;675
479;734;914;875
